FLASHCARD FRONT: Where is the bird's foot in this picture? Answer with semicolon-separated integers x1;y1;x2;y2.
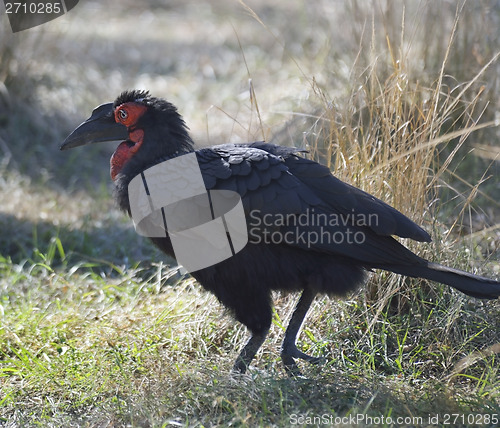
281;345;324;377
232;357;249;375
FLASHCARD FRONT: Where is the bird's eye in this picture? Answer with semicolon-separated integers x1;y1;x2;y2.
118;109;128;121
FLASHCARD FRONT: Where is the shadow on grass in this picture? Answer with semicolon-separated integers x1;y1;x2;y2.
1;97;114;190
41;366;496;427
0;211;174;270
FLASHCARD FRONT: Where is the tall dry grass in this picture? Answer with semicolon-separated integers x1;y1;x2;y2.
235;2;500;346
262;1;500;306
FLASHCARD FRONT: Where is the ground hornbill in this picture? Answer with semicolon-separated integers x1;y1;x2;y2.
61;90;500;375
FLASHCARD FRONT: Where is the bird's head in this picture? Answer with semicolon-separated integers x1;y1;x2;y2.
60;90;194;181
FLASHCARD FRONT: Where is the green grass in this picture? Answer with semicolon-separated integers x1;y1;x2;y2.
1;0;499;426
0;254;499;426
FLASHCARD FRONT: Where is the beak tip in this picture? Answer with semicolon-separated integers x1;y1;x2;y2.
59;138;77;151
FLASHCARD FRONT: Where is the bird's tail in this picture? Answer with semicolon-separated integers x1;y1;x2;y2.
384;262;500;299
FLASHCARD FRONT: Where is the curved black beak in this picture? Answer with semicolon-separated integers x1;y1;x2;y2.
60;103;129;150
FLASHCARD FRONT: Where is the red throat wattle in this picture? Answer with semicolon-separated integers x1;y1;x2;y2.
110;128;144;180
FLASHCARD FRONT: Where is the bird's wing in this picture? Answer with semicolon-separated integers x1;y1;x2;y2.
196;143;321;215
277;150;431;242
195;143;428;266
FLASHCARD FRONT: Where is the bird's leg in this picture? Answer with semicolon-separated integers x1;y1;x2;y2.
281;287;320;376
232;330;268;374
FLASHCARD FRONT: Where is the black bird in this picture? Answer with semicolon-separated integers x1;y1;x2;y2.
61;90;500;375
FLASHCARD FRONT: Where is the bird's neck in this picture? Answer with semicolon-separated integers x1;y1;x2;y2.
112;143;195;215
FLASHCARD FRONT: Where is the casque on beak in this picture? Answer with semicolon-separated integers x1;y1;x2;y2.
60;102;129;150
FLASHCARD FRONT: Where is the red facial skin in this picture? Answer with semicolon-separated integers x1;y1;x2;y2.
110;103;147;180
